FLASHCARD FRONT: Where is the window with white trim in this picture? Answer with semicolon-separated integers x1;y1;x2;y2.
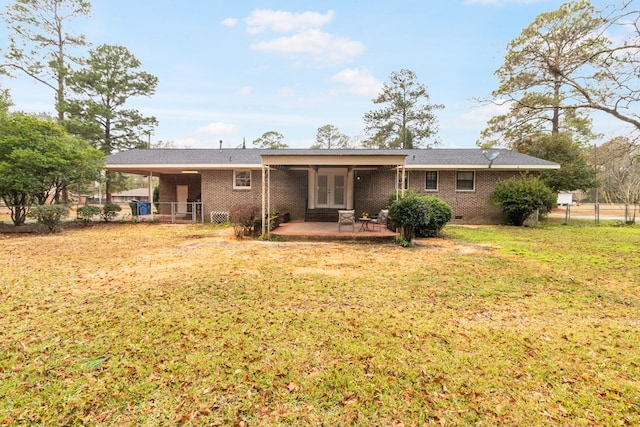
425;171;438;191
233;170;251;189
456;171;475;191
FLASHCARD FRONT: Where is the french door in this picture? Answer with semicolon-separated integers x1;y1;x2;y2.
316;172;346;208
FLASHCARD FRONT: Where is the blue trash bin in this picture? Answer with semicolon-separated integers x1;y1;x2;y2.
138;201;151;215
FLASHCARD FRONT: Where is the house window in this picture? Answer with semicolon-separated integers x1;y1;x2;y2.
456;171;475;191
425;171;438;190
234;170;251;189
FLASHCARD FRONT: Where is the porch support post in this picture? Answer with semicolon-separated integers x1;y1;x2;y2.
395;162;406;200
401;163;406;197
261;164;266;239
261;163;272;239
307;168;316;210
148;170;154;221
347;169;354;210
267;165;271;240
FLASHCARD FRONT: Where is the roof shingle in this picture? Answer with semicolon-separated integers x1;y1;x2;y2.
106;148;558;168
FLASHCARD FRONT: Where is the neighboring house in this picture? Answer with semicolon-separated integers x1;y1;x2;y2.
80;187;151;205
105;148;559;224
110;188;151;203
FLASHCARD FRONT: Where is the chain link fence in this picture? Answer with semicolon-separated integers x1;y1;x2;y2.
550;203;637;224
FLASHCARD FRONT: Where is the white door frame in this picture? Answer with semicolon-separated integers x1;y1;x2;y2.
308;168;353;210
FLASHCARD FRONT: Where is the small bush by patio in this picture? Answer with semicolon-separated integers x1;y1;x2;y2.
416;196;452;237
388;190;452;238
388;192;430;242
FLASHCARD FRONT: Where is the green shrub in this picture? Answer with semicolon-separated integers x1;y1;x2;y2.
489;176;556;226
387;189;419;208
388;190;452;238
28;204;68;233
389;192;430;242
101;203;122;222
77;205;101;226
416;196;452;237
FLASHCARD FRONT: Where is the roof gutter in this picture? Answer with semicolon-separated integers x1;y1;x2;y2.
402;164;561;170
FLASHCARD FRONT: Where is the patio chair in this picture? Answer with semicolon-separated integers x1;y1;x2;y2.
337;209;355;232
370;209;389;231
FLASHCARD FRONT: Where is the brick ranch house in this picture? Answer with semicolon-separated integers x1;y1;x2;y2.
105;148;559;225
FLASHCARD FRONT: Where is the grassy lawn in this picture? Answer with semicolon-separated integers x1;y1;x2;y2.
1;223;638;426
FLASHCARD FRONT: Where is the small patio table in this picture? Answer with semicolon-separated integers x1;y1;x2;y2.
359;217;372;231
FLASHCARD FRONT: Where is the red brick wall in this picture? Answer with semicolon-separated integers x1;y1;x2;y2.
199;169;308;222
411;170;528;224
161;168;531;224
353;170;396;217
357;169;529;224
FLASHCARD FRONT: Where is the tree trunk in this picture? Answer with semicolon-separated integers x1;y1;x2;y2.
401;225;415;242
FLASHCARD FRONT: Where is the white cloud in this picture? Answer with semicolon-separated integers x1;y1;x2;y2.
278;87;296;97
236;86;252;96
178;122;241;148
460;101;510;123
221;17;238;27
250;29;363;66
194;122;238;136
245;9;334;34
330;68;381;97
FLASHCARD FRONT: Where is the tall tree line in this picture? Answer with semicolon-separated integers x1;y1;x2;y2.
479;0;640;193
0;0;159;204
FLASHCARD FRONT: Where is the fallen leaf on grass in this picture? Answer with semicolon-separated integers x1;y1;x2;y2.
342;392;358;405
80;355;110;371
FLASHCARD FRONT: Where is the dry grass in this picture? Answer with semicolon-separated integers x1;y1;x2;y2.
1;222;639;426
